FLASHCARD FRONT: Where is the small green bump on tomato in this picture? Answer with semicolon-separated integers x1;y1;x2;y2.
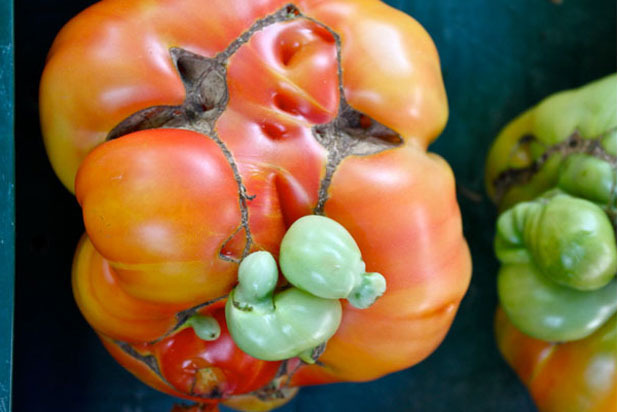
495;201;541;264
297;348;317;364
348;272;387;309
186;314;221;341
279;215;386;307
234;250;278;311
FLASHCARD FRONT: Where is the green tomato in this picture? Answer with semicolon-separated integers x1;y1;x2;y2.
489;74;618;349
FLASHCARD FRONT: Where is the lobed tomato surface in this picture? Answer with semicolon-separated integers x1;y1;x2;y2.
41;0;471;407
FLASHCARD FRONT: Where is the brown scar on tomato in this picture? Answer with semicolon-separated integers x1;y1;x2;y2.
312;105;404;215
147;295;227;345
114;340;175;392
298;14;404;214
106;5;301;140
246;361;300;402
105;3;403;254
492;128;617;206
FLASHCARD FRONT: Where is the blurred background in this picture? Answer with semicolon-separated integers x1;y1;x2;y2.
13;0;617;410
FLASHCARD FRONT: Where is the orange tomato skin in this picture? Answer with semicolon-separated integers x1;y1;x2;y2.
495;308;617;412
220;389;299;412
45;0;468;405
40;0;447;193
293;146;471;384
74;127;470;385
72;235;181;343
75;128;244;307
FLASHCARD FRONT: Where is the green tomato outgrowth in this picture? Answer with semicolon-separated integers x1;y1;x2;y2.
185;314;221;341
498;262;617;342
495;191;616;291
279;215;386;308
495;190;617;342
226;250;342;361
225;215;386;361
233;251;278;311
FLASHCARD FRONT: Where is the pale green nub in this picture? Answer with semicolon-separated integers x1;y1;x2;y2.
348;272;387;309
279;215;387;308
233;250;278;311
185;314;221;341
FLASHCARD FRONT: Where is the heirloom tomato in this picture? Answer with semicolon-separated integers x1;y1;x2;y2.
487;75;617;412
40;0;471;409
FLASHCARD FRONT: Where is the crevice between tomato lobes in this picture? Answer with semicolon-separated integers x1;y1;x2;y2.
491;128;617;208
103;2;404;234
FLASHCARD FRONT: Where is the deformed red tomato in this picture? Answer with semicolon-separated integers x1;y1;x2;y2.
41;0;471;408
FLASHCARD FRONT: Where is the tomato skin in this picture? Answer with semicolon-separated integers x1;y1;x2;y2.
75;128;245;306
496;309;617;412
485;75;616;210
72;235;181;343
44;0;469;406
40;0;447;193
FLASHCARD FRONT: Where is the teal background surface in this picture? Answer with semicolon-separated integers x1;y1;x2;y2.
13;0;617;411
1;0;14;411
